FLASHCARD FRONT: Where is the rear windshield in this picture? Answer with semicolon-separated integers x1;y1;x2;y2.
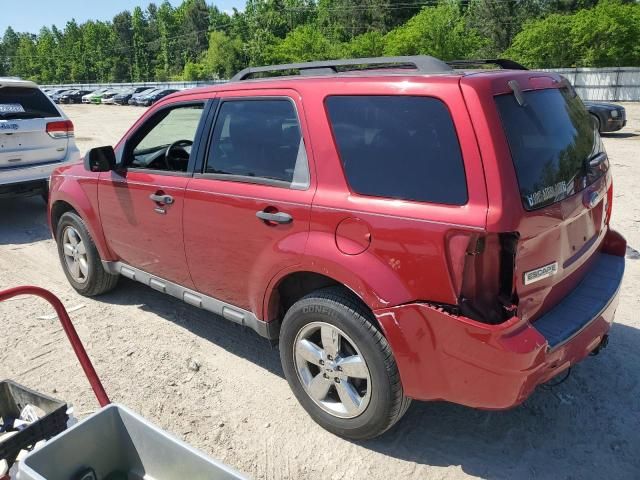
496;87;603;211
0;87;59;119
326;95;468;205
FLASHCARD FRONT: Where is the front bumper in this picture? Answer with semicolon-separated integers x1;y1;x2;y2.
375;241;625;409
602;118;626;132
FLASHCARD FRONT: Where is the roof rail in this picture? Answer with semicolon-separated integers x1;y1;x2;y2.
447;59;528;70
231;55;453;81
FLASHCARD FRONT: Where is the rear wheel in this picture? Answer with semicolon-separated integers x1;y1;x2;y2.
55;211;118;296
280;287;410;440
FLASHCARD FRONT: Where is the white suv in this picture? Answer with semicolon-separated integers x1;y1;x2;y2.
0;78;80;199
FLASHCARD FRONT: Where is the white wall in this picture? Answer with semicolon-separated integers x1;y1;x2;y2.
547;67;640;101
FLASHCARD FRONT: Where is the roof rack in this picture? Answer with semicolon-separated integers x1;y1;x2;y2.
447;59;528;70
231;56;453;81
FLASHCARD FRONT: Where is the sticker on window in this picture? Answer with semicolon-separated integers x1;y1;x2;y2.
0;103;26;113
525;181;567;208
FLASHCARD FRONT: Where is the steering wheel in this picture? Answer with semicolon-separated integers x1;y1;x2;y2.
164;139;193;170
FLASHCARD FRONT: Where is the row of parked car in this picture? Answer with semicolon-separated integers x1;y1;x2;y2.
42;86;180;107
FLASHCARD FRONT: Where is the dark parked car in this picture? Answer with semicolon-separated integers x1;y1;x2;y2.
129;88;160;106
114;87;153;105
584;101;626;133
50;89;73;103
49;56;626;440
139;88;179;106
45;88;68;99
59;89;94;104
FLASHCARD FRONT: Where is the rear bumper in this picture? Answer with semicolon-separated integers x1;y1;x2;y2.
0;153;80;190
375;243;625;409
0;179;48;198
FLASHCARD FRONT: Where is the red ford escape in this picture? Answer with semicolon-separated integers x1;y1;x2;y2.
48;57;626;439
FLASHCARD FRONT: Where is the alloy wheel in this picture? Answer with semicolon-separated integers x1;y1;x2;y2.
293;321;371;418
62;226;89;283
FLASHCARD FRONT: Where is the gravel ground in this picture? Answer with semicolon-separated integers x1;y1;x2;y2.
1;103;639;479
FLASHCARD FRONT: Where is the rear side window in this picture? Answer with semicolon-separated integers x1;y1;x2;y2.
326;96;467;205
0;87;59;119
205;99;309;188
496;88;602;211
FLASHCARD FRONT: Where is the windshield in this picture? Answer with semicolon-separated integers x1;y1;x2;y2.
496;87;605;211
0;86;59;119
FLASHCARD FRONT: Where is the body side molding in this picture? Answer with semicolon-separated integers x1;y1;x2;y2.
102;261;279;339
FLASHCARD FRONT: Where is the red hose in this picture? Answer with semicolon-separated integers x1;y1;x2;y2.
0;286;110;407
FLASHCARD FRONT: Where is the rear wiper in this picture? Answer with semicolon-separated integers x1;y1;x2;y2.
508;80;527;107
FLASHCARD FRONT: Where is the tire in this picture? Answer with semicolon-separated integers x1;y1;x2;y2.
280;287;410;440
591;113;602;133
55;211;119;296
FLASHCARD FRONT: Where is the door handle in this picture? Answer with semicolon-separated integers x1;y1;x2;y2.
149;193;174;205
256;210;293;224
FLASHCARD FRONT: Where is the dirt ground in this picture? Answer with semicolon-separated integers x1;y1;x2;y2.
1;103;639;479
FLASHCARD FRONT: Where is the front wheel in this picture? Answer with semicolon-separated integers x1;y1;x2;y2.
55;211;119;296
279;287;410;440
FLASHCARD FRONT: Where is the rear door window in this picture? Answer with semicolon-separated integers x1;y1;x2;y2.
205;99;310;189
0;87;59;119
326;95;468;205
495;87;603;211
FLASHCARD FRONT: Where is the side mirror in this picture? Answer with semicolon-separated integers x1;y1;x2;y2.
84;146;116;172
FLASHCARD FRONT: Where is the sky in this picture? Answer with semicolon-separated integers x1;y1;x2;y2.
0;0;246;34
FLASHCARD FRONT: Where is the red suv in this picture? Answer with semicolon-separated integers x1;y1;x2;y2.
49;57;626;439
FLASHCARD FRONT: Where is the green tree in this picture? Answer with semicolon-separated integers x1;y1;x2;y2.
343;31;386;57
35;27;58;82
384;2;486;60
183;60;208;80
507;0;640;68
466;0;544;56
317;0;425;42
112;11;134;81
270;24;340;63
571;0;640;66
201;30;246;78
2;27;21;76
178;0;211;63
506;14;576;68
132;6;151;81
12;35;38;80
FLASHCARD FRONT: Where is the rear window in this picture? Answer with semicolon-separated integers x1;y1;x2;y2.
496;87;603;211
0;87;59;119
326;96;467;205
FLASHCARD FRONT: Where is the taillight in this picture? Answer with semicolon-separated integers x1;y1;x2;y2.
605;183;614;225
447;232;519;324
46;120;74;139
